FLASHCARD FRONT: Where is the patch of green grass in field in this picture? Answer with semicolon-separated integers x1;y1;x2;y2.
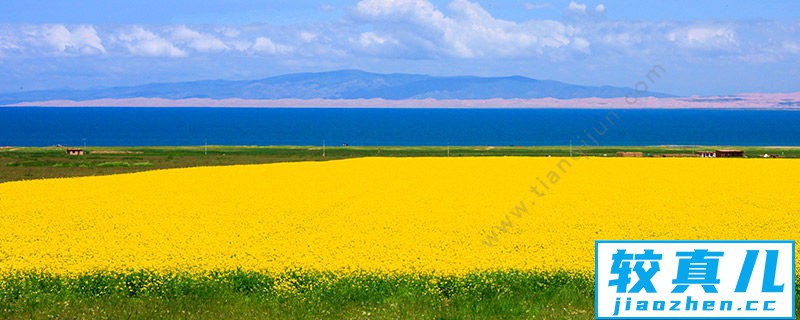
1;145;799;183
96;161;131;167
0;270;595;319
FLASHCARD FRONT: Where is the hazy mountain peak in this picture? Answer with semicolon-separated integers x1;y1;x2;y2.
0;70;674;105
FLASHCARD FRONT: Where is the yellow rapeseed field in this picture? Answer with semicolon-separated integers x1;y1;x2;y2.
0;157;798;275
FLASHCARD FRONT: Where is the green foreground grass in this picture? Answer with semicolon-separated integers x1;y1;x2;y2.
2;271;797;319
1;270;596;319
2;145;798;183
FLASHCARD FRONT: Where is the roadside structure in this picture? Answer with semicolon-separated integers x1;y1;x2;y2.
66;148;85;156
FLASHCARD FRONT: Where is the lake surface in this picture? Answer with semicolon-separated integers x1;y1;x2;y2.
1;107;799;146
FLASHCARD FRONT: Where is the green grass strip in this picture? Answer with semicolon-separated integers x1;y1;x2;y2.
1;270;797;319
0;269;595;319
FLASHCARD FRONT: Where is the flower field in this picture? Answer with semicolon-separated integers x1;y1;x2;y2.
1;157;798;276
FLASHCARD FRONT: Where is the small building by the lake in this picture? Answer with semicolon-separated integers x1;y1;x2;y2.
616;151;644;157
715;149;745;158
694;150;745;158
66;148;85;156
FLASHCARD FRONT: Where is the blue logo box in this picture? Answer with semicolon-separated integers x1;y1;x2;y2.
595;240;795;319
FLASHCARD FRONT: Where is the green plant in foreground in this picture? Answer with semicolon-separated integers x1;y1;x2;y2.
0;270;594;319
0;270;797;319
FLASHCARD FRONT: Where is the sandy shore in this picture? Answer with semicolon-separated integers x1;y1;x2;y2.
5;92;800;109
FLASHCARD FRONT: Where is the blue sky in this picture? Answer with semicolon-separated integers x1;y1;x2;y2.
0;0;798;96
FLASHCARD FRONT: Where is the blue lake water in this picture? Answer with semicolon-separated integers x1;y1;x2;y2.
1;107;799;146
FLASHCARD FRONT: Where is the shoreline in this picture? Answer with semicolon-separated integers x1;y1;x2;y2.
4;105;800;111
4;94;800;110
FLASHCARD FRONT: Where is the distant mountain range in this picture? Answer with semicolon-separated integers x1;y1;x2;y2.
0;70;674;105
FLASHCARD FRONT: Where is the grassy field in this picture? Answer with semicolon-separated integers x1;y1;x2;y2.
0;270;594;319
1;272;796;319
1;145;798;183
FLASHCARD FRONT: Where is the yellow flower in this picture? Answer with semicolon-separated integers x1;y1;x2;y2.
0;157;798;275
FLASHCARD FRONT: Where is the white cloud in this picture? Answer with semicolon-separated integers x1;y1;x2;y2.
299;31;318;43
0;2;794;74
354;0;578;58
30;24;106;55
563;1;605;21
171;26;228;52
572;37;590;52
251;37;277;53
0;34;20;53
351;31;403;55
598;31;636;48
567;1;587;13
585;20;667;54
355;0;443;22
357;32;395;46
250;37;292;54
70;25;106;54
217;27;241;38
41;25;71;51
668;26;738;50
230;39;252;51
0;41;17;51
117;26;187;57
595;4;605;13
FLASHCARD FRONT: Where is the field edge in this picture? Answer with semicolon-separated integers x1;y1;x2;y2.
0;269;594;319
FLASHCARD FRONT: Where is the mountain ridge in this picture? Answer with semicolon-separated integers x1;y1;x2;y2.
0;70;674;104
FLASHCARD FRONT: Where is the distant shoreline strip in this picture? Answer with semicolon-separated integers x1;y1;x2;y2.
4;95;800;109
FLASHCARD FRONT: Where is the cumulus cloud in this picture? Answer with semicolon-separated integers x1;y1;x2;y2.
350;31;405;56
597;30;641;49
356;32;396;47
354;0;580;58
117;26;187;57
299;31;318;43
571;37;590;52
229;39;253;51
564;1;605;21
26;24;106;55
595;4;605;13
355;0;441;22
667;26;738;51
171;26;228;52
250;37;292;54
0;1;795;69
217;27;241;38
567;1;587;13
